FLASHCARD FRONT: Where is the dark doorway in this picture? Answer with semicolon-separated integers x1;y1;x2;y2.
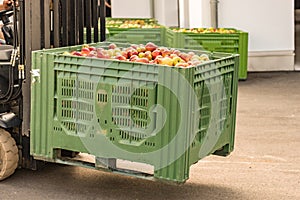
296;0;300;9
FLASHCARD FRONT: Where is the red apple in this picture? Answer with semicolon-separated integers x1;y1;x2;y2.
153;55;163;64
172;50;181;56
80;47;90;56
151;49;161;59
179;53;192;62
121;51;128;59
108;43;117;49
129;55;139;61
145;42;158;52
131;44;138;50
162;49;171;57
175;62;190;68
127;49;138;58
96;48;104;53
71;51;83;56
144;51;152;60
135;57;149;63
87;50;97;57
188;51;195;57
97;51;109;59
115;55;127;61
88;46;96;51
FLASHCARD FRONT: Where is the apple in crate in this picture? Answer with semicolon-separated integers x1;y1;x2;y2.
145;42;157;52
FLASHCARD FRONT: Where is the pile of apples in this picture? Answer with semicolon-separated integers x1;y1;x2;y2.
173;27;237;34
64;42;210;68
106;19;160;28
118;24;160;29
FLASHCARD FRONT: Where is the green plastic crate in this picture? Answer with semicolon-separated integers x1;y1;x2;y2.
107;27;165;46
30;42;239;183
84;18;161;44
165;28;248;80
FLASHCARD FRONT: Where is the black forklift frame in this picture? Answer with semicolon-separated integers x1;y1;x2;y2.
20;0;106;168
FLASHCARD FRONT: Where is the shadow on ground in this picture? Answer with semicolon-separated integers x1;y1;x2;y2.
2;163;246;200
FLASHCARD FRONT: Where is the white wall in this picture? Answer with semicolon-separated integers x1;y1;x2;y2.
111;0;179;27
218;0;295;71
178;0;211;28
111;0;152;18
188;0;211;28
218;0;294;52
154;0;178;27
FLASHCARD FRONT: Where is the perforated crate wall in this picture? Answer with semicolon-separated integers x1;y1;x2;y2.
30;42;239;182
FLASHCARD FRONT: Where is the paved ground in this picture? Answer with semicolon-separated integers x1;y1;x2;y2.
0;72;300;200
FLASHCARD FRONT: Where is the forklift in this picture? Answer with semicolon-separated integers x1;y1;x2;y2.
0;0;107;181
0;0;238;183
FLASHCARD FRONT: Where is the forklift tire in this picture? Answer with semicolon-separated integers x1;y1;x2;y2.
0;129;19;181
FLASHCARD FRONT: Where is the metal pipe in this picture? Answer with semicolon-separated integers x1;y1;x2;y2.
99;0;106;42
177;0;180;27
19;0;24;65
150;0;155;18
210;0;219;28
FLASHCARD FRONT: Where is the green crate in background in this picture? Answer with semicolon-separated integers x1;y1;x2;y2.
84;27;166;45
107;26;165;46
30;42;239;183
84;18;164;45
165;28;248;80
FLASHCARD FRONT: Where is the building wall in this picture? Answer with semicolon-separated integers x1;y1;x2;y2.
219;0;294;52
154;0;178;27
188;0;211;28
111;0;178;27
219;0;295;71
111;0;152;18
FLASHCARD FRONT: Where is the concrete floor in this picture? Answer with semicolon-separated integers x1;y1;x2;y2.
0;72;299;200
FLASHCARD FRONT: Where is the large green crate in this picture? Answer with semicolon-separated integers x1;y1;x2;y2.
30;42;239;183
165;28;248;80
85;18;163;45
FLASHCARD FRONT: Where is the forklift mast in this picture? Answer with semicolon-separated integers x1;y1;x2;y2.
19;0;106;168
